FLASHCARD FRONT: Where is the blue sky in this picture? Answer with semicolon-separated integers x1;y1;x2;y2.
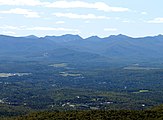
0;0;163;38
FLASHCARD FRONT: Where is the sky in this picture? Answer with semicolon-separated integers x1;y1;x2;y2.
0;0;163;38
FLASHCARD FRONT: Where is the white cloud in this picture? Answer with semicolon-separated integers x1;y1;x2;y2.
0;25;22;30
141;12;147;15
115;17;120;20
84;20;90;23
0;8;40;18
0;0;129;12
0;25;79;33
122;20;135;23
26;27;79;32
47;1;129;12
53;12;110;19
104;28;117;32
1;31;16;35
147;18;163;23
122;20;130;23
0;0;48;6
56;21;65;24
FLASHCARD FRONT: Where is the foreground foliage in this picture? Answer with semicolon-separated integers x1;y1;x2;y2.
3;109;163;120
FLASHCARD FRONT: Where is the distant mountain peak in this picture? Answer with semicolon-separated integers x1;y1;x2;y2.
44;34;83;42
85;36;102;41
117;34;129;37
111;34;130;38
106;34;131;40
25;35;38;39
61;34;81;37
87;35;100;39
156;34;163;37
60;34;83;40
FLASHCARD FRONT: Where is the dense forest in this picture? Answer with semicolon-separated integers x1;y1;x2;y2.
2;105;163;120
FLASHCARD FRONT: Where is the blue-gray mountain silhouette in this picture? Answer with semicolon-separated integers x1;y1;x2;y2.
0;34;163;64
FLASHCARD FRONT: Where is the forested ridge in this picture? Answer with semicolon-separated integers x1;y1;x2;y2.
3;107;163;120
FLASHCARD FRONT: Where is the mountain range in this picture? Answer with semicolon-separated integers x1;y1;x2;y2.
0;34;163;65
